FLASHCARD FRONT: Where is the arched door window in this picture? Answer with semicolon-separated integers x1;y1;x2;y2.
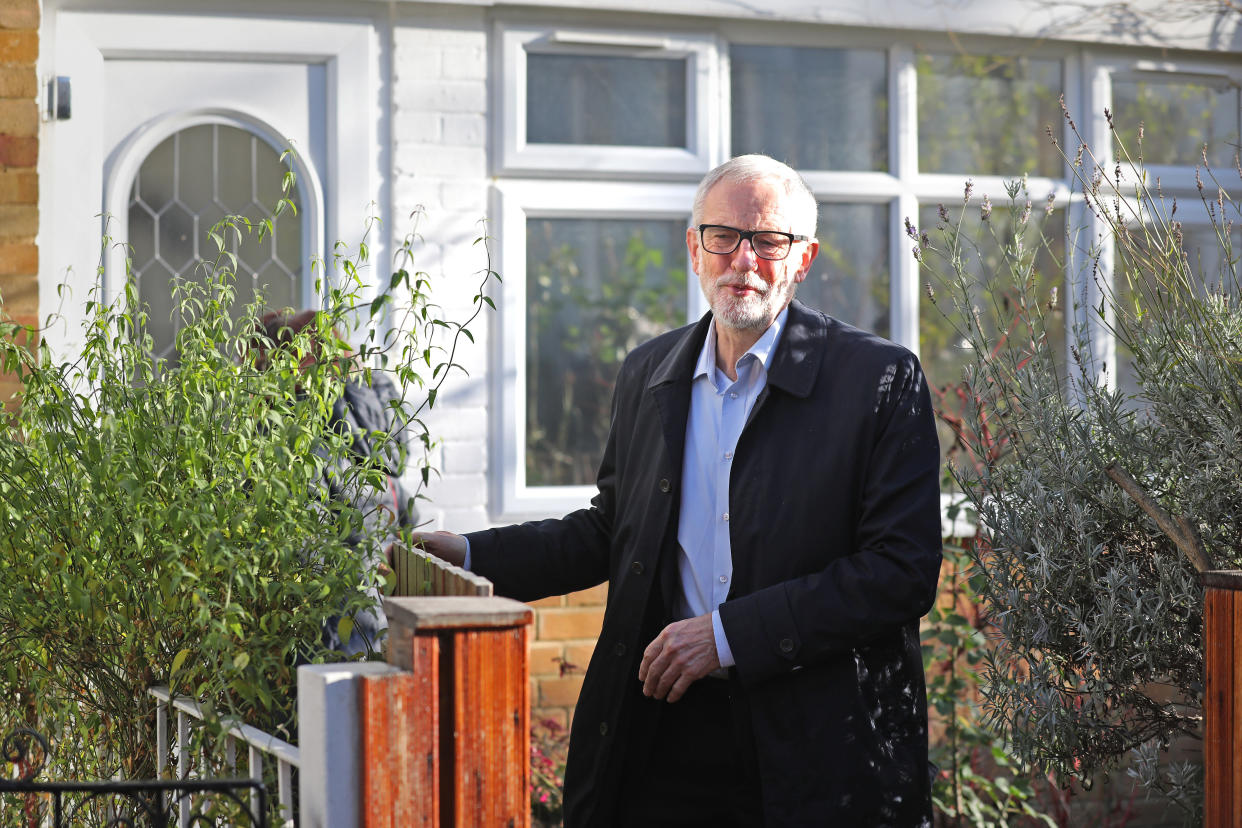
126;123;304;358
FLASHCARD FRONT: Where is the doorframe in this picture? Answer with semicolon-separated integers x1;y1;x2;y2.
38;7;382;353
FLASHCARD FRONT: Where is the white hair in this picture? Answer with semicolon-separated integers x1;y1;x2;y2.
691;154;818;238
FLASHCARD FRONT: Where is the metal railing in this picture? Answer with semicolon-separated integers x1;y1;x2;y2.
149;687;299;828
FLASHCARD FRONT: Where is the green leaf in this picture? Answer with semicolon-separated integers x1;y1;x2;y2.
171;648;190;676
233;651;251;671
336;616;354;647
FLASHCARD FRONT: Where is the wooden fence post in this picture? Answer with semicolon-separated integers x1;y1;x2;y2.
375;595;533;828
1203;570;1242;828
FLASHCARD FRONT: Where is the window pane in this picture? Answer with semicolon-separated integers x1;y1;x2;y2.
1115;222;1242;399
128;124;303;360
919;202;1066;453
526;53;687;147
526;218;688;486
918;53;1062;177
1112;76;1241;168
731;45;887;171
800;203;889;336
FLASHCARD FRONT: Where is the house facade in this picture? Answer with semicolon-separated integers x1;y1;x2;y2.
8;0;1241;722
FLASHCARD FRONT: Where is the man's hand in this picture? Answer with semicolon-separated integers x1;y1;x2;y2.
638;614;720;703
407;530;469;568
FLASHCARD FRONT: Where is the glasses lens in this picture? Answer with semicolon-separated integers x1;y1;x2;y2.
751;232;792;260
702;226;740;254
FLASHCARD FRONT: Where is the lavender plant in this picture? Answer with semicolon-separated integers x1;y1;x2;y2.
919;109;1240;823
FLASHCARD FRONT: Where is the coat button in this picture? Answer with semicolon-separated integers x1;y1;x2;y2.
614;642;626;657
659;478;671;493
599;722;608;736
779;638;794;654
631;561;644;575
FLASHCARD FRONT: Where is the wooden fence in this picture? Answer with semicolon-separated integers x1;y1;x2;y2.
298;545;532;828
1204;570;1242;828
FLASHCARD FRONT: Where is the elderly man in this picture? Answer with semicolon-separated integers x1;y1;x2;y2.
415;154;942;827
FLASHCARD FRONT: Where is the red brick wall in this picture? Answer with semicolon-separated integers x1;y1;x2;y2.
0;0;38;409
529;584;607;727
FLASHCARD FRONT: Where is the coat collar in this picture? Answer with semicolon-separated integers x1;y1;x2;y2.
647;300;825;399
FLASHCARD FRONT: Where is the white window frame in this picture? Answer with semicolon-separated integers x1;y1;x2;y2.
494;22;721;178
1076;51;1242;387
1089;54;1242;194
490;179;700;519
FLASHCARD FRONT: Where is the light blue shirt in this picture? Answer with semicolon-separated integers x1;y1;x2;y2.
679;307;787;669
464;308;788;671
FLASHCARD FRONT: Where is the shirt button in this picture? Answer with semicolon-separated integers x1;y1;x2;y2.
631;561;644;575
729;392;739;399
718;575;728;584
723;451;733;460
599;722;608;736
614;642;626;656
779;638;795;654
722;512;730;522
659;478;671;493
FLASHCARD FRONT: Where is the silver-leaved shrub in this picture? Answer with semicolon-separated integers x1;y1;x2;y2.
920;110;1239;824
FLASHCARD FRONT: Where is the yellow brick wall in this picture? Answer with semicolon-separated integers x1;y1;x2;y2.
529;583;607;727
0;0;38;410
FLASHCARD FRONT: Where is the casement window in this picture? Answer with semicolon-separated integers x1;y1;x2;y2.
495;24;719;176
492;17;1240;519
492;180;699;515
1083;57;1242;394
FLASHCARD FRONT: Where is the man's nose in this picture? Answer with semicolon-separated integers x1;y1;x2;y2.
732;236;759;266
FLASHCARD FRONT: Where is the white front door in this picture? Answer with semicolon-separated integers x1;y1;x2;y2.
38;7;381;355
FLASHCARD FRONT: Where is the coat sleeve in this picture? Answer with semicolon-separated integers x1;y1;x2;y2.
463;362;630;603
718;352;943;686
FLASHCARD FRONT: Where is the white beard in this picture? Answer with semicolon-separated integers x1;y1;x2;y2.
706;274;793;331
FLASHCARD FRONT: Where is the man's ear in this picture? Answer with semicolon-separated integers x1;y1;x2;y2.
686;226;703;274
793;239;820;284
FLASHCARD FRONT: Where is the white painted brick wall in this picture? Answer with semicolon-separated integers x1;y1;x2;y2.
391;7;494;533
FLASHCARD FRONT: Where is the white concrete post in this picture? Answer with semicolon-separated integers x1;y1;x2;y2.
297;662;405;828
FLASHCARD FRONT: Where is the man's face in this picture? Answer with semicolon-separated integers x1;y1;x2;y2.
687;177;819;332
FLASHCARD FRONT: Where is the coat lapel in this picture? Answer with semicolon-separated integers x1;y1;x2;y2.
742;300;827;431
646;312;712;476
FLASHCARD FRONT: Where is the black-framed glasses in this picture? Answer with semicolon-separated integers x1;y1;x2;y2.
697;224;810;261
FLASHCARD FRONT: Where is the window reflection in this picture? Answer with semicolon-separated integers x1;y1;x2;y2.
526;218;688;486
1112;76;1241;169
917;53;1062;177
801;203;889;336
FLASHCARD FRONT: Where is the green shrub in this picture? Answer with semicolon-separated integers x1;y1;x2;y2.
0;167;495;824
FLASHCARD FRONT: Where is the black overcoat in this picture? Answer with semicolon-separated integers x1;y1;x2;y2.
467;301;943;827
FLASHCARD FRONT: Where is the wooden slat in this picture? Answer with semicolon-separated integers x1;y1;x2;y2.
1204;577;1240;828
389;544;494;598
450;626;529;828
1227;588;1237;828
360;672;416;828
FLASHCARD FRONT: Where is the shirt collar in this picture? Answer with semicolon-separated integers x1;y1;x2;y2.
692;305;790;382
